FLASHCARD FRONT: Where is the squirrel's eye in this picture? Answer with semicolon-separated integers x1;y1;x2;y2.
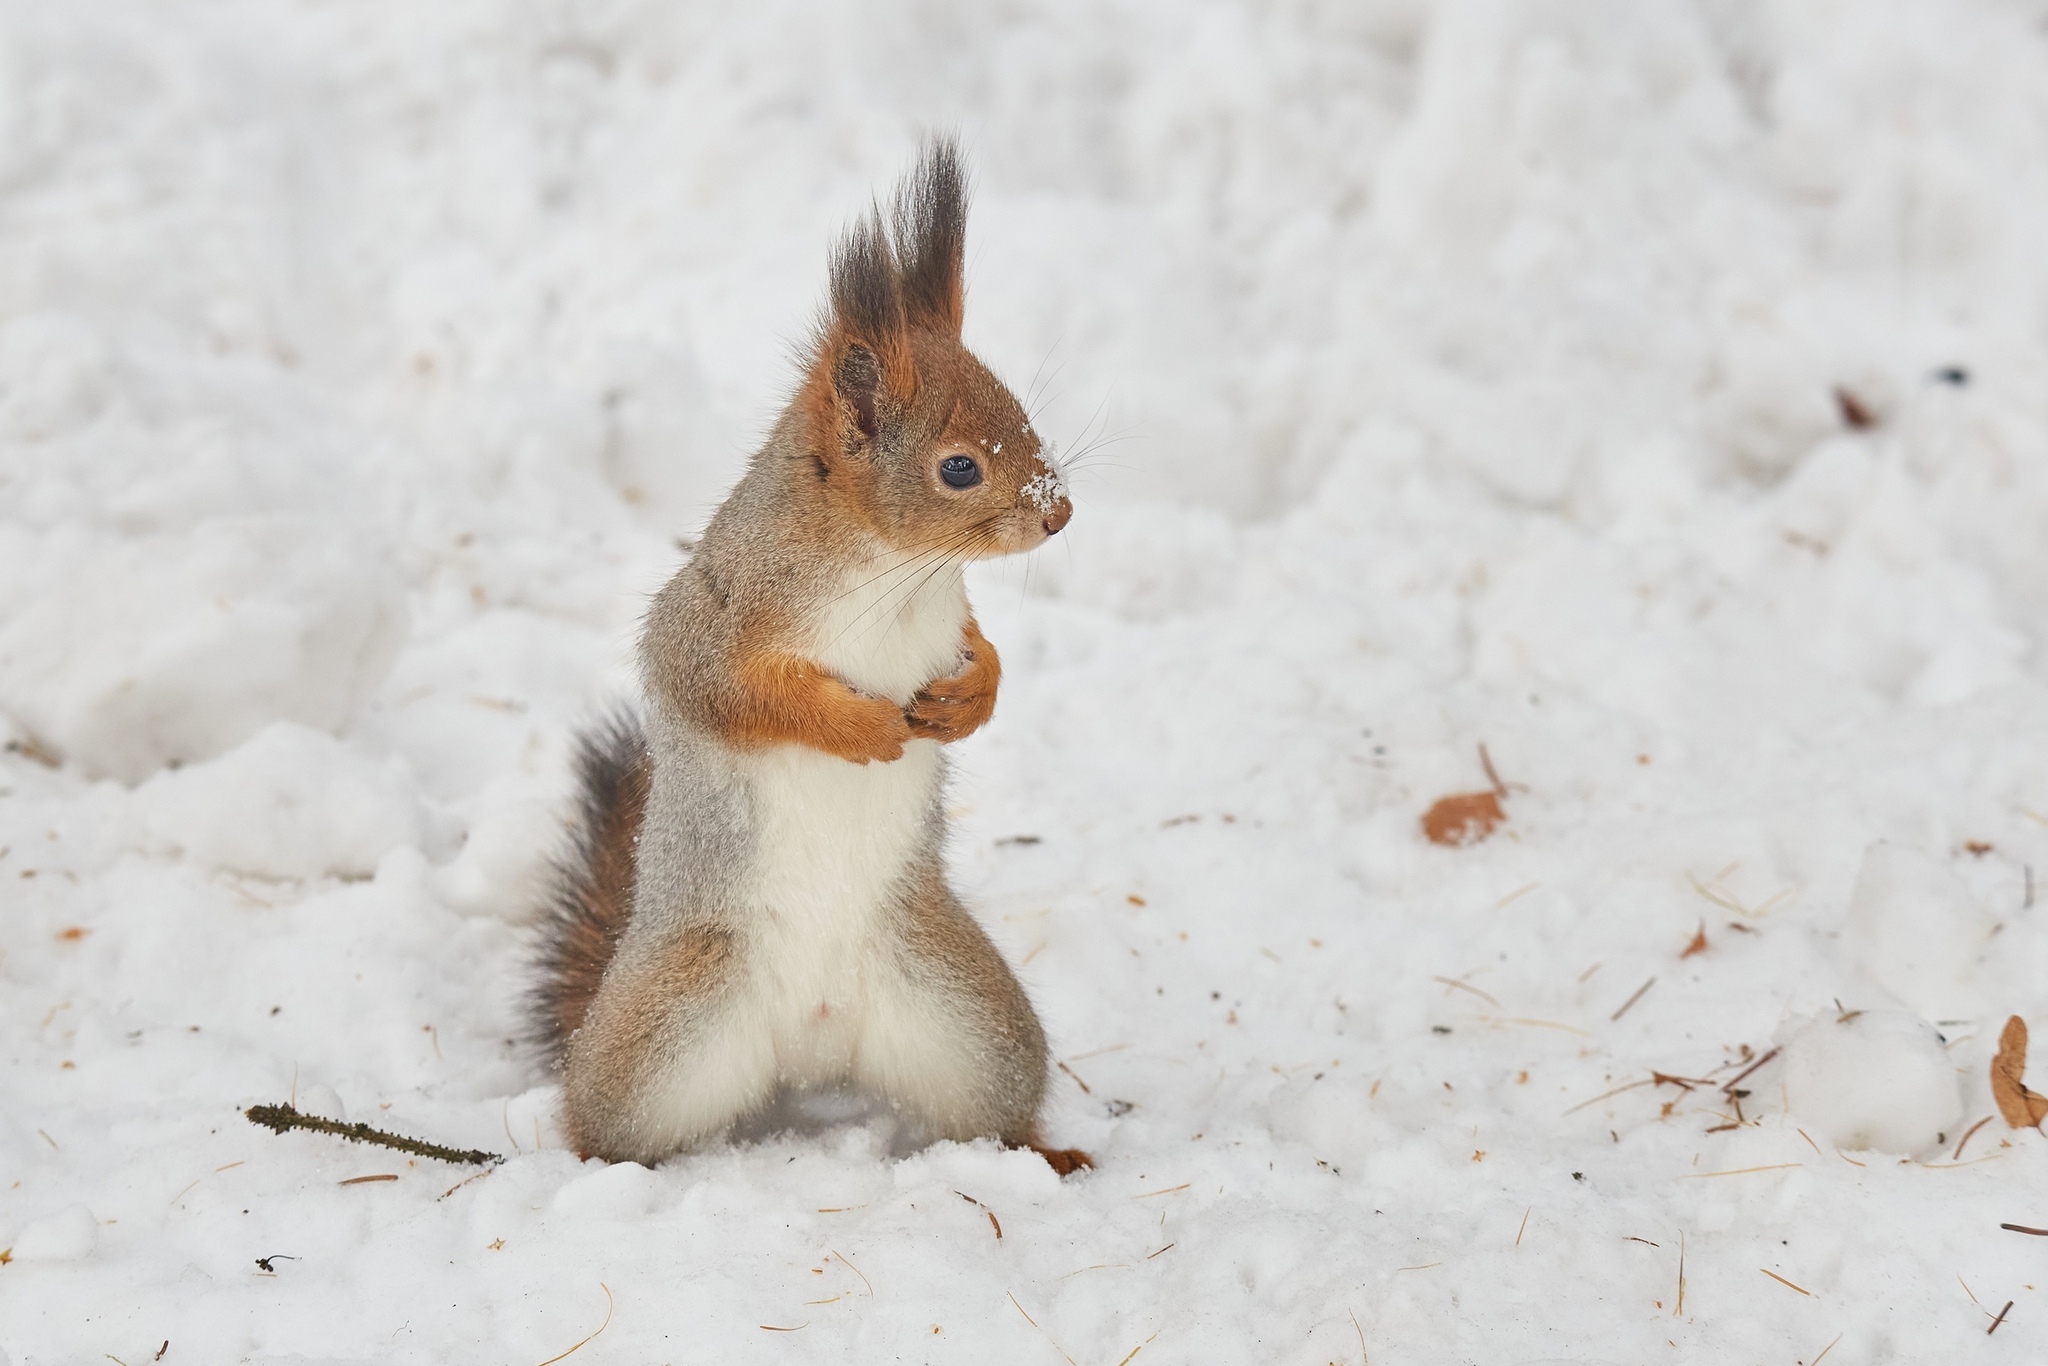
938;454;982;489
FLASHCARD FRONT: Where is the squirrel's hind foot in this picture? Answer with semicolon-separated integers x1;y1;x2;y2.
1027;1142;1094;1177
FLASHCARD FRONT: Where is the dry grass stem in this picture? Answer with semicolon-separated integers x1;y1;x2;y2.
829;1250;872;1298
534;1283;612;1366
1484;1015;1592;1038
1007;1292;1077;1366
1433;976;1501;1007
1563;1078;1652;1116
1683;1163;1801;1179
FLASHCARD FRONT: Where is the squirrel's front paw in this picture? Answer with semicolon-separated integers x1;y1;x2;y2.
833;695;914;764
907;664;997;742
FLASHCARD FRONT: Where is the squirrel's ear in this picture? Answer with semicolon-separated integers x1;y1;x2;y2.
832;341;883;440
891;137;967;338
818;208;913;451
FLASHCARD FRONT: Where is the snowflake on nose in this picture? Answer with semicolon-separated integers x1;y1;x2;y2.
1020;448;1069;513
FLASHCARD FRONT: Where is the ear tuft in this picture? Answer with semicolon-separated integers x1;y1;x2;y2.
892;136;968;337
828;208;903;348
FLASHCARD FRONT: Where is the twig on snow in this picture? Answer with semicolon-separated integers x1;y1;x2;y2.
244;1102;500;1166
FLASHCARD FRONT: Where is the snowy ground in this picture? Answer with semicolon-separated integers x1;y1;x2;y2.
7;1;2048;1361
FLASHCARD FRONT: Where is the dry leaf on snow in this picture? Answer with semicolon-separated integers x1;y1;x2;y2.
1991;1015;2048;1129
1422;791;1505;847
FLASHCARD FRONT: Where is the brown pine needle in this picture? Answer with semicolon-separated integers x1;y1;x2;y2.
1056;1061;1092;1094
1955;1115;1995;1160
2001;1223;2048;1236
1989;1300;2014;1335
1610;977;1656;1022
339;1174;397;1185
759;1323;808;1332
440;1168;495;1201
1113;1330;1161;1366
245;1103;499;1167
1350;1308;1367;1364
1145;1243;1175;1259
1516;1207;1532;1247
1134;1183;1190;1198
1674;1232;1686;1318
1720;1046;1779;1094
1760;1268;1811;1296
1811;1331;1844;1364
534;1283;612;1366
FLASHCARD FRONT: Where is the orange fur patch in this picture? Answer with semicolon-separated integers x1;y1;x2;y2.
723;647;913;764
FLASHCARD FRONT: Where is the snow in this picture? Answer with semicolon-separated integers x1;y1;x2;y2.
1777;1009;1962;1156
5;0;2048;1361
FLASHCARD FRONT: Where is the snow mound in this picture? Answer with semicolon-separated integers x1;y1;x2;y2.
1777;1009;1962;1154
1840;843;1995;1020
5;1204;97;1263
128;722;420;880
0;516;405;782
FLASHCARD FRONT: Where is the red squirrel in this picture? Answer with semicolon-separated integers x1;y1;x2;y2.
528;141;1088;1174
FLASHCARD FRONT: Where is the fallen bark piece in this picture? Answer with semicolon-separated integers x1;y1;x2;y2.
245;1102;501;1166
1991;1016;2048;1129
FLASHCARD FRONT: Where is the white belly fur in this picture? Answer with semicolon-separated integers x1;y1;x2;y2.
737;551;968;1084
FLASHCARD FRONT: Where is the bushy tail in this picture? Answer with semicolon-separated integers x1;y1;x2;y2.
527;709;651;1066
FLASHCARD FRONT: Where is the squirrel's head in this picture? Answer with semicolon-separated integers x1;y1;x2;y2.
799;139;1070;560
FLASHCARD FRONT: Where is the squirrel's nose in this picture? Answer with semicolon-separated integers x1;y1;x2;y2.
1041;497;1072;536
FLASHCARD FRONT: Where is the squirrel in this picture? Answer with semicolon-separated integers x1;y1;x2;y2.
527;140;1089;1175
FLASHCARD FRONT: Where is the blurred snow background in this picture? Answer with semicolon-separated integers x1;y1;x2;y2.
6;0;2048;1361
